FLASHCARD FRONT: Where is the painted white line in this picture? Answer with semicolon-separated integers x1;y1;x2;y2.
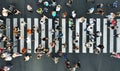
55;18;59;53
82;19;87;53
13;18;17;52
116;19;120;53
103;19;107;53
34;18;39;53
27;18;32;53
20;18;25;53
109;29;114;53
41;19;46;47
62;19;66;53
75;19;79;53
6;18;10;39
89;18;93;53
48;19;53;53
68;20;73;53
96;18;100;45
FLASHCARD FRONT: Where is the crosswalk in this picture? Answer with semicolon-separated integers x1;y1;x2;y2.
1;18;120;53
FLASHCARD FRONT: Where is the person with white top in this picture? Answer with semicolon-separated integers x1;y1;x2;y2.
71;11;76;18
27;5;33;12
2;8;9;17
87;24;93;34
40;15;48;24
56;5;61;12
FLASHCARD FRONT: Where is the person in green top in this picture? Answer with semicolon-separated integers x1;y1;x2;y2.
68;18;73;27
36;8;43;14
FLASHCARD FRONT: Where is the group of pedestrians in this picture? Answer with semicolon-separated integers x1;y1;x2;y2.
0;0;120;71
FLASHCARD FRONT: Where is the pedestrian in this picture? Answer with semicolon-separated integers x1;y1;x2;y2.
24;53;32;61
27;5;33;12
12;52;22;58
41;37;49;41
43;1;49;7
66;0;73;7
65;59;71;69
27;29;32;34
108;25;118;30
71;10;76;18
87;7;94;14
53;57;59;64
22;47;27;54
94;31;102;37
78;17;85;23
86;24;93;34
56;5;62;12
111;52;120;59
50;41;56;48
62;11;67;17
2;8;9;17
85;42;92;48
113;0;119;8
40;15;48;24
97;44;104;50
94;47;101;54
114;33;120;37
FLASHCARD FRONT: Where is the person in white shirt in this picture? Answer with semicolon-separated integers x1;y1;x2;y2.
1;52;12;61
71;11;76;18
27;5;33;12
56;5;61;12
40;15;48;24
2;8;9;17
12;52;22;58
87;24;93;34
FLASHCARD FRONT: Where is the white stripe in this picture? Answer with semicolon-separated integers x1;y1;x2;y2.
109;29;114;53
68;20;73;53
75;19;79;53
48;19;53;53
6;18;10;39
20;18;25;53
116;19;120;53
27;18;32;53
103;19;107;53
89;18;93;53
55;18;59;53
96;18;100;45
41;19;46;47
62;19;66;53
34;18;39;53
13;18;18;52
82;19;87;53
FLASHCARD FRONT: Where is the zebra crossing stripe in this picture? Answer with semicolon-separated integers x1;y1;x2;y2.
68;19;73;53
109;28;114;53
82;19;87;53
89;18;94;53
116;19;120;53
96;18;101;46
103;19;107;53
41;19;46;47
6;18;10;39
55;18;59;53
13;18;18;52
62;19;66;53
75;19;80;53
27;18;32;53
34;18;39;53
48;19;52;53
20;18;25;53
